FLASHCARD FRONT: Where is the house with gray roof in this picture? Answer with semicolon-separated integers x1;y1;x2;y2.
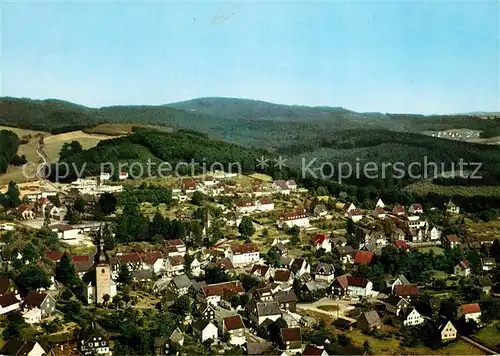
357;310;381;331
246;299;282;326
168;274;192;296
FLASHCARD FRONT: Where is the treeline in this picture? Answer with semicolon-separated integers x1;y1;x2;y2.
0;130;21;174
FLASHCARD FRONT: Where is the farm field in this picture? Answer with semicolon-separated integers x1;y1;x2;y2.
474;322;500;352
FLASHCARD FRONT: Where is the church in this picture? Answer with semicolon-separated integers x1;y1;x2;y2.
84;236;117;304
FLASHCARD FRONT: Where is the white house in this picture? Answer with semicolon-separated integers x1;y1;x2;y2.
256;198;274;212
51;224;79;240
311;234;332;253
333;275;373;298
404;215;427;229
348;209;363;222
225;243;260;266
315;263;335;284
343;203;357;216
408;204;424;214
191;258;202;277
389;274;410;292
194;320;218;342
0;340;46;356
222;315;246;345
236;202;257;214
403;308;426;326
454;260;471;277
439;320;457;342
427;226;442;241
277;212;310;229
372;208;386;219
22;307;42;324
446;200;460;214
201;281;244;306
375;199;385;208
458;303;482;324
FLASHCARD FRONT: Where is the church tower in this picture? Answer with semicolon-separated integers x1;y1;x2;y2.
94;232;111;304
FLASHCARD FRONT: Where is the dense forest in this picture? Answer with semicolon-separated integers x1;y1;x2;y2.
0;130;22;174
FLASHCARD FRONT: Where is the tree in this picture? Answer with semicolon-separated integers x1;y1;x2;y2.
4;181;21;208
15;266;51;293
173;295;192;315
191;191;204;205
48;194;61;207
102;223;116;250
491;238;500;262
21;243;37;263
65;207;81;225
221;330;231;343
2;312;27;339
238;216;255;238
203;266;229;284
117;264;132;286
55;253;80;286
264;248;281;268
59;140;83;160
363;340;372;355
149;211;167;238
97;193;117;216
73;196;86;213
102;294;110;307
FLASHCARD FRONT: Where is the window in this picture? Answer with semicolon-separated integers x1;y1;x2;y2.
101;269;106;273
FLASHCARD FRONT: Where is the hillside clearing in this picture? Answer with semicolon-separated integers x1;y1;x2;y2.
403;181;500;197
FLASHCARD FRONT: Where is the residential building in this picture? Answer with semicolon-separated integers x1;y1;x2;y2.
392;204;405;216
313;204;328;217
388;274;410;292
201;281;244;306
343;203;357;216
0;339;46;356
222;315;246;345
354;251;374;265
279;328;302;353
50;224;79;240
439;320;457;342
79;323;110;355
226;243;260;266
443;234;461;249
357;311;381;331
372;207;386;219
250;264;272;280
22;292;56;319
168;274;192;296
332;275;373;298
375;199;385;208
385;295;410;316
192;319;218;342
0;294;20;315
393;284;419;301
191;258;202;277
402;307;426;326
454;260;471;277
290;258;310;278
273;269;294;284
274;290;297;312
0;277;17;296
445;200;460;214
302;345;329;356
475;276;493;294
481;258;496;272
197;303;217;321
427;227;442;241
458;303;481;324
246;299;282;326
22;307;41;324
314;263;335;284
277;212;310;229
348;209;363;222
408;204;424;214
311;234;332;253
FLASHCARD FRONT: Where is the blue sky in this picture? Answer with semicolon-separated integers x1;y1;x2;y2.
1;1;498;114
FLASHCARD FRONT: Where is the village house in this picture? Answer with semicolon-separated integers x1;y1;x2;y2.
375;198;385;208
22;292;56;319
154;328;185;356
332;275;373;298
50;224;79;240
445;200;460;214
165;255;185;275
0;339;46;356
313;203;328;217
354;251;374;265
311;234;332;253
385;295;410;316
408;203;424;214
277;211;310;229
454;260;471;277
274;290;298;312
246;299;282;326
347;209;363;222
250;264;273;280
253;287;274;302
222;315;246;345
191;258;202;277
393;284;420;301
192;319;218;343
402;307;426;326
201;281;244;306
388;274;411;292
439;320;457;342
78;323;110;355
458;303;481;324
0;277;17;296
197;303;217;321
279;327;302;353
481;258;496;272
392;228;406;241
443;234;461;248
343;203;357;216
408;228;424;242
403;215;427;230
290;258;310;278
393;240;410;250
427;226;442;241
226;243;260;266
168;274;192;296
357;310;381;331
0;294;20;315
302;345;329;356
314;263;335;284
392;204;405;216
165;239;187;256
270;242;288;257
475;276;493;294
22;307;42;325
372;207;386;219
273;269;294;284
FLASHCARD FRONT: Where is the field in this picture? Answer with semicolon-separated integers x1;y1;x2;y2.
403;181;500;197
474;322;500;351
83;123;173;136
466;217;500;244
346;329;485;355
0;126;120;185
418;246;445;256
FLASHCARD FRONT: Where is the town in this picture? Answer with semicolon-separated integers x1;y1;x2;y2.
0;167;498;356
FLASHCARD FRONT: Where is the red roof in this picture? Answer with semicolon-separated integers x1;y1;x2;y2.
347;276;370;288
17;204;34;213
280;212;307;221
394;284;419;297
311;234;329;246
237;201;255;207
182;178;197;189
461;303;481;314
274;269;292;282
286;180;297;186
446;234;459;243
169;255;184;266
259;198;273;205
250;264;270;276
281;327;301;342
302;345;326;356
201;281;244;297
141;251;163;264
410;203;423;211
373;207;385;215
38;197;50;205
45;251;63;261
72;255;90;263
348;209;363;217
118;252;142;263
392;204;405;214
230;243;259;255
166;239;185;247
215;257;234;270
354;251;374;264
335;275;349;289
223;315;245;331
393;240;409;249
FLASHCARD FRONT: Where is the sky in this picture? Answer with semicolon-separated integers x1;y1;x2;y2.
1;1;499;114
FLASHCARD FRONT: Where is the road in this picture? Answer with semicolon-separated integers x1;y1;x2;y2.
460;336;499;355
296;297;356;320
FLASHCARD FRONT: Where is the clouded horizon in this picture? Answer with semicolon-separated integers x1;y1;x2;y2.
1;1;498;114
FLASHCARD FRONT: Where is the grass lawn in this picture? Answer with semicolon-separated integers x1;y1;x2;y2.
418;246;445;255
248;173;273;182
475;322;500;351
317;305;339;312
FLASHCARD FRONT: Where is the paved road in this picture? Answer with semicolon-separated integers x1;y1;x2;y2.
460;336;499;355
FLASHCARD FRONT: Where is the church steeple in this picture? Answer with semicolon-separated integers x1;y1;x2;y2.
94;225;109;265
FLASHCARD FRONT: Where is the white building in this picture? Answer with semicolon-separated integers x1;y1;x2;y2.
311;234;332;252
0;294;20;315
225;243;260;266
277;212;310;229
458;304;482;324
375;199;385;208
22;307;42;324
427;226;442;241
403;308;426;326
